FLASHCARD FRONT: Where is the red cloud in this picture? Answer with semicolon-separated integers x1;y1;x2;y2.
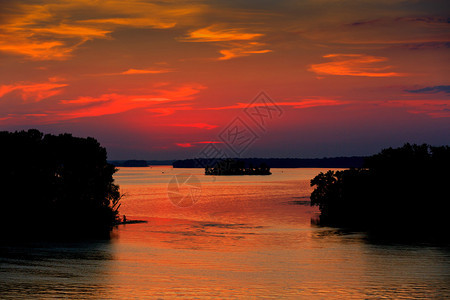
168;123;218;130
174;141;222;148
0;81;67;102
309;54;405;77
58;84;205;119
205;99;345;110
0;83;205;125
175;143;194;148
147;106;193;117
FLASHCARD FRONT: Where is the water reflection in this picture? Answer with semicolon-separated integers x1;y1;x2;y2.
0;167;449;299
0;241;114;299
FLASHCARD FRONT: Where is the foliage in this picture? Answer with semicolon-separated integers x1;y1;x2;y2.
310;144;450;239
0;129;122;239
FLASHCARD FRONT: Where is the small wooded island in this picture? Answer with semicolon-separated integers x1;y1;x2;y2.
0;129;123;240
205;159;271;175
310;143;450;242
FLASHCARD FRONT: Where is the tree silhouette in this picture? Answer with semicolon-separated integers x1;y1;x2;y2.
310;144;450;241
0;129;122;240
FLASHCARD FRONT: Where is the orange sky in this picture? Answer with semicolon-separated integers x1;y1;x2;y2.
0;0;449;159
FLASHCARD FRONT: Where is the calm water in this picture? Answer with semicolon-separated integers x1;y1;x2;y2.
1;166;449;299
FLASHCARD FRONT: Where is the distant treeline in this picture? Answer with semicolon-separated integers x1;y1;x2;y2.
0;129;122;240
310;143;450;243
173;157;365;168
110;160;174;167
205;159;271;175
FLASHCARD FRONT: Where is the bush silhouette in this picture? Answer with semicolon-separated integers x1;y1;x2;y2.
0;129;122;240
310;143;450;241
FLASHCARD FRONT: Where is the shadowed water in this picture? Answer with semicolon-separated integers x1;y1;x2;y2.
1;167;449;299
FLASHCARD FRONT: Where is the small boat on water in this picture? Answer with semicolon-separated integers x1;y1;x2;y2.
115;216;147;225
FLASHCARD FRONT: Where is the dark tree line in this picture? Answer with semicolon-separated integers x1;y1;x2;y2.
173;157;365;168
310;144;450;241
0;129;122;240
204;159;271;175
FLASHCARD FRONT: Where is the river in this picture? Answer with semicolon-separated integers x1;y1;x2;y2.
1;166;449;299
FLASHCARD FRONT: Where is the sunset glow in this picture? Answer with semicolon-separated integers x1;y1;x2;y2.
0;0;448;159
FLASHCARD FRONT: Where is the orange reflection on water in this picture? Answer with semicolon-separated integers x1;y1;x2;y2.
95;167;450;299
1;167;448;299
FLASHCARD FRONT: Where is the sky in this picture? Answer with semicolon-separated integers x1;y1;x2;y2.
0;0;449;160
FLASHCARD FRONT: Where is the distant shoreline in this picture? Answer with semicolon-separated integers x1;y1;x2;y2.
109;157;365;168
173;157;365;169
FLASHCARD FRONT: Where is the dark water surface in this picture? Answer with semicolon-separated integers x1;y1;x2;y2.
1;167;449;299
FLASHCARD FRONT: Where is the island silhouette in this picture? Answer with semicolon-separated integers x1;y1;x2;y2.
205;159;271;175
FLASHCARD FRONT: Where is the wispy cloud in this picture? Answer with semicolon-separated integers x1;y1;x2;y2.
0;83;205;125
204;99;345;110
91;68;173;76
0;1;202;60
78;18;176;30
175;141;223;148
168;123;218;130
0;81;67;102
58;94;168;119
218;42;272;60
0;3;107;60
405;85;450;94
121;68;172;75
299;14;450;50
145;99;343;119
175;143;194;148
382;100;450;118
30;24;111;39
184;26;263;42
58;84;205;119
147;106;193;117
0;34;75;60
309;54;405;77
182;25;271;60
